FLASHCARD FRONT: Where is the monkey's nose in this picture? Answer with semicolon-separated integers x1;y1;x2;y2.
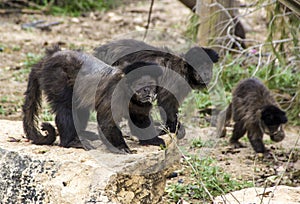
201;70;212;84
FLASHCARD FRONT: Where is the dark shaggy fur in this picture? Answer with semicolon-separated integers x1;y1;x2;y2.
23;45;163;153
93;39;219;139
216;78;288;153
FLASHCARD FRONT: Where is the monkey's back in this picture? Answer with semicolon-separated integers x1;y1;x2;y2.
231;78;277;123
94;39;170;64
35;49;121;111
94;39;191;101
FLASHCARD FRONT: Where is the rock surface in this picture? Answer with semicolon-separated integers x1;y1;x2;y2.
214;185;300;204
0;120;180;204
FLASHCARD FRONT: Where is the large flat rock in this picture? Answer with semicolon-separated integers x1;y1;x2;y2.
214;185;300;204
0;120;180;203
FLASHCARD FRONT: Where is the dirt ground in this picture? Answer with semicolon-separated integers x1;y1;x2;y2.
0;0;299;203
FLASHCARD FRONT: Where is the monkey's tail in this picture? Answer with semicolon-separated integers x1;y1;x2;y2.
22;64;56;145
216;103;232;138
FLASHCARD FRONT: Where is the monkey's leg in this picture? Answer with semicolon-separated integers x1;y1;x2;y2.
75;108;90;131
129;112;165;146
247;129;266;153
229;121;246;148
97;114;130;153
71;108;93;149
55;108;79;147
158;94;185;139
100;125;131;153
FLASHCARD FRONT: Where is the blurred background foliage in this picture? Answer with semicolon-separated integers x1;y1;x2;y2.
1;0;299;124
0;0;120;16
185;0;300;125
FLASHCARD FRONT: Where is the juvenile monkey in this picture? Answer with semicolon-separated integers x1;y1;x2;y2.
217;78;288;153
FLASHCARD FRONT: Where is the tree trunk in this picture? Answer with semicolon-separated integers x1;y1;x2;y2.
196;0;243;50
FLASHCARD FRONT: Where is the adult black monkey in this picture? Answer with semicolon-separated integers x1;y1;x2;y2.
23;45;163;153
216;78;288;153
93;39;219;139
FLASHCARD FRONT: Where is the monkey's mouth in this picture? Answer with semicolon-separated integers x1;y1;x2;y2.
138;94;157;103
143;96;156;103
189;75;210;89
269;125;285;142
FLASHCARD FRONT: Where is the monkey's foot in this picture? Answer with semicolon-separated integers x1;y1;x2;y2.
255;148;271;158
139;136;165;147
176;125;186;139
117;146;132;154
230;141;246;149
216;128;226;138
66;138;84;148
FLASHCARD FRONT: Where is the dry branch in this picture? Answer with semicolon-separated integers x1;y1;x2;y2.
0;8;42;14
279;0;300;16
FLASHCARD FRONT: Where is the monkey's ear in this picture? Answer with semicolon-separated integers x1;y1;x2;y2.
203;48;219;63
45;44;61;57
280;113;288;124
185;47;219;64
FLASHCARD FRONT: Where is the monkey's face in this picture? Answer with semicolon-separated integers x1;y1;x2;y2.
188;64;213;89
130;76;157;103
267;125;286;142
184;47;217;89
261;105;288;142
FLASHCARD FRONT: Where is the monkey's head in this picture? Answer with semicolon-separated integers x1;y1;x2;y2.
261;105;288;142
184;47;219;89
123;61;163;104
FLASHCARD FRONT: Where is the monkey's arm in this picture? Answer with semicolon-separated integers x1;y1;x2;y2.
247;127;266;153
229;120;247;148
97;114;131;153
128;111;165;146
157;91;185;139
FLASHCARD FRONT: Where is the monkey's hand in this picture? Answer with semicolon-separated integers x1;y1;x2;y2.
139;136;165;147
230;141;246;149
117;145;132;154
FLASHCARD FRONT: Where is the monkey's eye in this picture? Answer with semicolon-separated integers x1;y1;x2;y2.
267;125;281;134
130;76;157;92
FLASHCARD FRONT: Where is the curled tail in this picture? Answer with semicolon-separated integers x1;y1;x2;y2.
22;50;59;145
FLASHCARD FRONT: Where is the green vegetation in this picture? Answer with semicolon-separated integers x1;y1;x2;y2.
23;52;42;69
185;13;200;41
0;99;22;117
166;154;252;203
185;0;300;125
0;106;5;115
191;138;214;148
1;96;8;103
13;53;42;82
1;0;118;16
30;0;118;16
42;108;54;121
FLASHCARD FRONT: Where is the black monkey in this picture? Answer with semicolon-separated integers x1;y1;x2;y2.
93;39;219;139
216;78;288;153
23;45;163;153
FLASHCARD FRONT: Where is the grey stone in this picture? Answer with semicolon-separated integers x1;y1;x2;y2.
0;120;180;204
214;185;300;204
